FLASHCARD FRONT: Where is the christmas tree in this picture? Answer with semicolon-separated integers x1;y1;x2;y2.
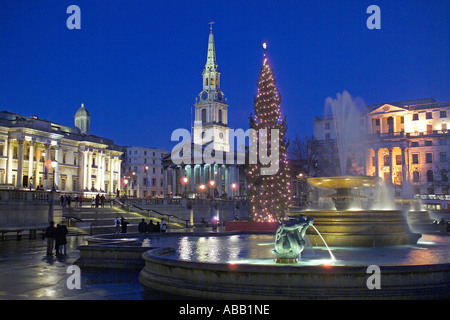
247;45;291;222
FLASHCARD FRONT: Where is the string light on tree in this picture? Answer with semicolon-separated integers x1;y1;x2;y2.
246;43;291;222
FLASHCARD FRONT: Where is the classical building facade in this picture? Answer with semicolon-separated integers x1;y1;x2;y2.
121;146;168;198
0;104;123;195
309;98;450;197
162;24;244;199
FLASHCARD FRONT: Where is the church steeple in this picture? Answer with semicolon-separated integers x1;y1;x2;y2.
194;23;229;152
205;22;217;71
202;22;220;92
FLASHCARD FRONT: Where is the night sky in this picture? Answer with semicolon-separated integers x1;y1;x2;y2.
0;0;449;151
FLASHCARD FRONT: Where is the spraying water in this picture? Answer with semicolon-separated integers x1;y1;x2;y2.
325;91;365;176
311;225;336;261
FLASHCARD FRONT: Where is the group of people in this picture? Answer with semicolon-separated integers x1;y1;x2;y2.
91;194;106;208
60;194;84;207
114;217;167;234
43;221;69;256
138;218;167;233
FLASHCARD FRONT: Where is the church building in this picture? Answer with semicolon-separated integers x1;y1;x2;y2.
162;24;244;199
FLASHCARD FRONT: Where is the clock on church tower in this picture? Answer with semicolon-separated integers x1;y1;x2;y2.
193;23;230;152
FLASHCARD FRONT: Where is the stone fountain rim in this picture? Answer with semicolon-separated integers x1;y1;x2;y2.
308;176;382;189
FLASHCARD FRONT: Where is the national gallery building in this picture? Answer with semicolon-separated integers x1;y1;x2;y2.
0;104;123;195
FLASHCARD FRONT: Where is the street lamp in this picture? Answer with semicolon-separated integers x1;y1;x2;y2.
198;184;206;197
230;182;238;199
51;161;57;191
180;176;189;198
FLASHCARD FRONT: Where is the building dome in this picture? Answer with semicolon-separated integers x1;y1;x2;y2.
75;103;90;117
74;103;90;135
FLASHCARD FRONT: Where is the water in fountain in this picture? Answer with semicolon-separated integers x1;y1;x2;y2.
324;91;366;176
311;225;335;261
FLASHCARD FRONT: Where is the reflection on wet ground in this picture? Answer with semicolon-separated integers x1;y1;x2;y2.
0;235;183;300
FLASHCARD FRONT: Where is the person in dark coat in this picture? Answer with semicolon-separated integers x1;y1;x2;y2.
138;219;148;233
44;221;57;256
55;223;68;255
147;220;156;232
121;217;129;233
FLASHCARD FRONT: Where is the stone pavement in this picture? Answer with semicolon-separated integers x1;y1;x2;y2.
0;235;183;300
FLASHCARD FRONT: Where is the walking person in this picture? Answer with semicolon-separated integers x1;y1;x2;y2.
55;223;68;255
114;217;121;234
43;221;57;256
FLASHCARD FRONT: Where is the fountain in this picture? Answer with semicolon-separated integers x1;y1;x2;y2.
82;90;449;299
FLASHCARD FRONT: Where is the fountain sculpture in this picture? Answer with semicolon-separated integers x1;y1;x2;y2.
272;215;314;263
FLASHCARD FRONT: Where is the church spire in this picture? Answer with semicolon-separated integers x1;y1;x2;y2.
205;21;217;70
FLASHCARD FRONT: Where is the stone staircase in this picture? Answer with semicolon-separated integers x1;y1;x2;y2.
62;204;187;235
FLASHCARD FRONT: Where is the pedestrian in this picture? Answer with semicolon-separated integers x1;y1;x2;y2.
155;221;160;233
138;219;148;233
95;194;100;208
114;217;121;234
78;195;83;207
100;195;105;208
121;217;129;233
43;221;57;256
91;197;95;208
55;223;68;255
160;218;167;233
147;220;156;233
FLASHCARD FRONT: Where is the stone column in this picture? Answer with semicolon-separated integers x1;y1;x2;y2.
87;151;92;191
374;148;379;178
200;164;205;184
388;148;393;184
28;142;34;188
218;165;222;198
44;143;50;190
79;150;85;192
172;166;177;196
109;156;114;194
54;145;59;189
162;166;167;198
6;139;12;184
16;139;24;188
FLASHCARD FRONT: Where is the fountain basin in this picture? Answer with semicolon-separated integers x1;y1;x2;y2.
288;208;421;247
138;233;450;299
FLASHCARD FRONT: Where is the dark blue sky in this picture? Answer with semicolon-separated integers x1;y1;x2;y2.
1;0;449;150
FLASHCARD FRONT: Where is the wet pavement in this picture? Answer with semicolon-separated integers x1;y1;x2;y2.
0;235;181;300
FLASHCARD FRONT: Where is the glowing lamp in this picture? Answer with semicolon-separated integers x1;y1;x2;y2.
198;184;206;192
208;180;216;188
180;176;189;185
230;183;238;190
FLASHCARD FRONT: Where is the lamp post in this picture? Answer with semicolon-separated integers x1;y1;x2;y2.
51;161;57;191
208;179;216;198
180;176;189;198
230;182;238;199
198;183;206;198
